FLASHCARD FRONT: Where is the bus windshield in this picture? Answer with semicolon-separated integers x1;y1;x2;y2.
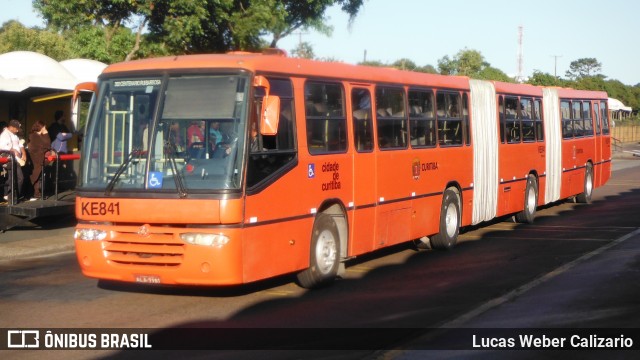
81;74;249;194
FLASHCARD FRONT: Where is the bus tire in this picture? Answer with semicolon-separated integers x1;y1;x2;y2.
515;175;538;224
296;213;340;288
576;163;593;204
431;188;460;250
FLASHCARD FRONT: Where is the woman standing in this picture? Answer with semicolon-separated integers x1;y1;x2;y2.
28;121;51;201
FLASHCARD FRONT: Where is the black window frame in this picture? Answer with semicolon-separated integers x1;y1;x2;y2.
436;90;464;147
375;86;408;150
304;81;348;155
408;88;437;148
351;87;374;153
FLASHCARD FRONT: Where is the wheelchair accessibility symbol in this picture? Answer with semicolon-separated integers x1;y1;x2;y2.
148;171;163;189
308;164;315;179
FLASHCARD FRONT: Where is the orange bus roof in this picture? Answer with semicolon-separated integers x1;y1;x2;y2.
102;52;608;100
102;52;472;90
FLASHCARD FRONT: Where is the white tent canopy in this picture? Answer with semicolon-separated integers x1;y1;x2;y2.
0;51;106;93
608;97;632;113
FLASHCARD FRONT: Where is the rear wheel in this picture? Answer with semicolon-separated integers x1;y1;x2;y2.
297;213;340;288
576;163;594;204
431;188;461;250
515;175;538;224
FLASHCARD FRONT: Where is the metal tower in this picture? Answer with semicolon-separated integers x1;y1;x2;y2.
516;25;524;82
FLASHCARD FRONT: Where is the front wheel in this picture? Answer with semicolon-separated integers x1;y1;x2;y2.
515;175;538;224
430;188;461;250
296;213;340;288
576;164;594;204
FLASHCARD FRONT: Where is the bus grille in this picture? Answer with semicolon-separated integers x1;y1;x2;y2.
103;230;185;267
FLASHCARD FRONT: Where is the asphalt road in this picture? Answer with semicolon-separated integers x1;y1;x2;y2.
0;157;639;360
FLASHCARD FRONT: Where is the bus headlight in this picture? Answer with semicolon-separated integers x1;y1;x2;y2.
74;228;108;241
180;233;230;248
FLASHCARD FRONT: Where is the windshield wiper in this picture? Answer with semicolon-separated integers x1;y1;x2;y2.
105;149;143;195
164;140;188;198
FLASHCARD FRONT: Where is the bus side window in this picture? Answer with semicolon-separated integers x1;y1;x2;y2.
305;81;347;154
436;91;462;146
534;99;544;142
463;92;470;146
351;88;373;152
521;98;535;142
572;101;583;137
561;100;572;139
499;96;505;143
505;96;521;144
600;100;610;135
376;86;407;149
246;77;297;190
583;101;593;137
594;103;601;135
408;89;436;147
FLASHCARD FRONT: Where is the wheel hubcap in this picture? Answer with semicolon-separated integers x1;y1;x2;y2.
316;229;337;274
586;172;593;196
445;204;458;237
527;187;536;213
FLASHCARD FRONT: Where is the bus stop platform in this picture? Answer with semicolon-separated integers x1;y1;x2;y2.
0;191;76;232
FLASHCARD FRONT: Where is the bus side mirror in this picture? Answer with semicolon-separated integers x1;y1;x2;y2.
260;95;280;136
72;82;97;131
253;75;280;136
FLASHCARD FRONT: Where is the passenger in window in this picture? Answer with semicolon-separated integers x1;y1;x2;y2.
209;121;223;146
187;121;205;147
250;122;260;153
448;105;459;118
353;90;371;118
168;122;184;154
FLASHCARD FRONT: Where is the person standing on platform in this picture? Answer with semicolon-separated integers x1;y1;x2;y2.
49;110;73;153
0;120;26;202
27;121;51;201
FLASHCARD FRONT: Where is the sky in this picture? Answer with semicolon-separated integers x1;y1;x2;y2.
2;0;638;86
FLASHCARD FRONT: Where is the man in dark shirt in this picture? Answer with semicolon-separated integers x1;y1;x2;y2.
49;110;69;143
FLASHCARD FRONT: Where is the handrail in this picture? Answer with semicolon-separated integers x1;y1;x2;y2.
611;137;622;153
42;151;81;201
1;151;81;204
1;150;16;205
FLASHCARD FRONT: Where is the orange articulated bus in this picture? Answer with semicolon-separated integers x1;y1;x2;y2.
73;51;611;288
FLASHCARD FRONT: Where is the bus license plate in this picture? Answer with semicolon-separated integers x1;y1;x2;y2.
135;275;161;284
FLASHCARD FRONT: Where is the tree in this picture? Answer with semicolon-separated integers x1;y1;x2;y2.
565;58;602;80
437;48;513;82
527;70;567;87
267;0;364;48
0;20;73;60
33;0;150;61
34;0;364;60
391;58;418;71
291;41;315;59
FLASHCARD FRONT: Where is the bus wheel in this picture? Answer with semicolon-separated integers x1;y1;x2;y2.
576;164;594;204
297;213;340;288
515;175;538;224
431;188;460;250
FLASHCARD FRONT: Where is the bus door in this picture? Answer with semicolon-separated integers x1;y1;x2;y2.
349;86;377;255
593;101;603;185
598;100;612;185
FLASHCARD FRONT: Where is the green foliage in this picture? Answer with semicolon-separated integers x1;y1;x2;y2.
565;58;602;80
0;20;73;60
526;70;567;87
527;68;639;112
291;41;315;59
476;67;512;82
32;0;363;59
358;60;386;67
437;48;514;82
